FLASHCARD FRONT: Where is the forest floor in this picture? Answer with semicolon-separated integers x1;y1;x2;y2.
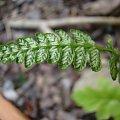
0;0;120;120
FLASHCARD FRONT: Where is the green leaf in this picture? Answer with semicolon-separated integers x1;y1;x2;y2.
1;54;10;63
70;29;95;45
96;100;120;120
35;48;47;64
25;50;35;68
109;54;118;80
59;46;74;69
3;46;11;55
115;115;120;120
5;42;19;61
8;42;19;53
89;47;102;72
118;58;120;83
48;46;60;64
17;38;28;50
35;32;47;46
55;29;72;44
24;37;38;48
45;33;60;45
0;45;4;60
72;78;120;120
9;53;17;61
1;45;11;63
1;45;7;51
107;39;114;49
73;46;87;71
16;51;25;64
72;88;102;112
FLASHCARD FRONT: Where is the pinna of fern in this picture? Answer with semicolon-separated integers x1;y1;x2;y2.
0;29;120;82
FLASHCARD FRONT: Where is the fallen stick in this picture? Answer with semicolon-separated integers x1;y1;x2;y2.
0;95;30;120
5;16;120;39
6;16;120;29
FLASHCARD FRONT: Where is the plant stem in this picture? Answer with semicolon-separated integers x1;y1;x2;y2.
37;43;120;56
118;57;120;83
96;45;120;56
1;40;120;56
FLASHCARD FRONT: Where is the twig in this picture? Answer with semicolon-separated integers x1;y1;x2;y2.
4;16;120;39
6;16;120;29
0;95;30;120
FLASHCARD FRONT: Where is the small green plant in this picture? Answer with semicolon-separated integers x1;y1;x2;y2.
72;78;120;120
0;29;120;82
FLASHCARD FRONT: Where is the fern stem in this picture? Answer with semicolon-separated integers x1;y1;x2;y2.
96;45;120;55
37;43;120;56
118;57;120;83
1;42;120;55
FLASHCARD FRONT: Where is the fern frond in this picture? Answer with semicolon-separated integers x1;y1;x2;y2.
0;29;120;82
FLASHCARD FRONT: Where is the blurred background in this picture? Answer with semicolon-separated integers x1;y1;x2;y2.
0;0;120;120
